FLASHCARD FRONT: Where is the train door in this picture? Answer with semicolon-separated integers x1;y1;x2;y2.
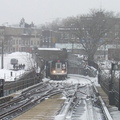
55;62;62;72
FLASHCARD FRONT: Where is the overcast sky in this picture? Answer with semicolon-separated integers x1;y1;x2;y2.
0;0;120;26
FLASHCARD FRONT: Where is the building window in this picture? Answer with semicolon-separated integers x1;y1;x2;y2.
61;33;64;39
12;40;15;45
22;40;25;45
31;40;33;45
37;41;39;45
64;33;69;39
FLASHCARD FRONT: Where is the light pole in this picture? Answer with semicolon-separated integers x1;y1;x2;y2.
109;62;116;105
1;37;3;69
0;26;5;69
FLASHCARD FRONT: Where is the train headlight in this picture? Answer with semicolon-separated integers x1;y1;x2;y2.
61;70;65;73
52;70;56;73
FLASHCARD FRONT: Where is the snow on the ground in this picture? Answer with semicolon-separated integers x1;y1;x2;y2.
0;52;34;81
0;52;120;120
43;74;120;120
43;74;99;87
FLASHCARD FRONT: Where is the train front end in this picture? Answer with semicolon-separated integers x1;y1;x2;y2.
50;60;67;80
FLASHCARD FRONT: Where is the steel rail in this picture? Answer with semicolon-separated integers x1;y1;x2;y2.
0;87;62;120
93;84;113;120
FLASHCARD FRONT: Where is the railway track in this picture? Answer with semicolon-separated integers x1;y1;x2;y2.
0;75;113;120
0;82;63;120
53;75;113;120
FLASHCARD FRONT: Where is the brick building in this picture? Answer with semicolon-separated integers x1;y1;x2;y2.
0;26;41;53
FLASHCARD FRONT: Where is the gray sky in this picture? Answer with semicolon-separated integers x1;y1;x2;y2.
0;0;120;25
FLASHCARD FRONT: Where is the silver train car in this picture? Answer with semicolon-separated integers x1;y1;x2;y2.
33;48;68;80
46;59;67;80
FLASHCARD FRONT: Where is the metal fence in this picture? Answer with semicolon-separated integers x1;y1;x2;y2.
3;71;42;96
68;66;97;77
98;68;120;110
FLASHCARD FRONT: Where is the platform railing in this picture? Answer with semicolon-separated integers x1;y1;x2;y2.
98;67;120;110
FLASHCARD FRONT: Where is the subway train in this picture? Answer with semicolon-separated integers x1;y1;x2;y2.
46;59;67;80
33;48;68;80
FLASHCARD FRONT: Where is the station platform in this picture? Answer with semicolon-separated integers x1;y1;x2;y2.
13;94;65;120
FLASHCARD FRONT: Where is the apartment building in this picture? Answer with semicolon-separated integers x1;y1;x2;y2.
41;30;59;48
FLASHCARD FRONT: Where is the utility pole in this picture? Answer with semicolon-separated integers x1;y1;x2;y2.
1;37;3;69
109;62;115;105
0;26;5;69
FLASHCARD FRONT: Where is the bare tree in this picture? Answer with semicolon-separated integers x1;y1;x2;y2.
62;9;117;61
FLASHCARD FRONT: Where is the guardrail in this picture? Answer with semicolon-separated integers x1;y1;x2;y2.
93;85;113;120
3;70;42;96
98;68;120;110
